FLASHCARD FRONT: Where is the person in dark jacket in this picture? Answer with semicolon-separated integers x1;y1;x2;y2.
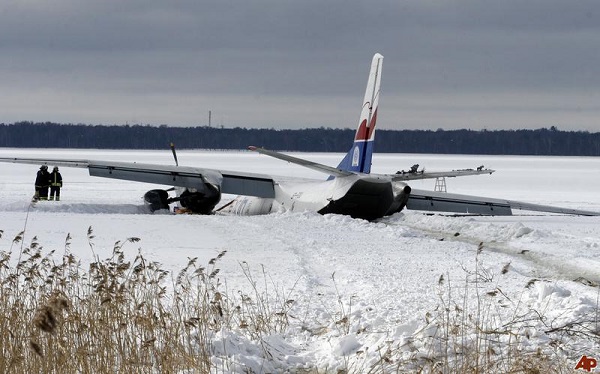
49;166;63;201
35;165;51;200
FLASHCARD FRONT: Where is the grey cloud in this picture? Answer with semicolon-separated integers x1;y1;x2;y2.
1;1;599;130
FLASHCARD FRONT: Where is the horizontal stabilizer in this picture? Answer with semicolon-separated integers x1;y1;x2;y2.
248;146;353;177
391;168;495;181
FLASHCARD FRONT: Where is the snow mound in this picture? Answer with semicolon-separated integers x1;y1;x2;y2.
209;330;307;373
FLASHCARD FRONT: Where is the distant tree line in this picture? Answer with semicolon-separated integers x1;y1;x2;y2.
1;122;599;156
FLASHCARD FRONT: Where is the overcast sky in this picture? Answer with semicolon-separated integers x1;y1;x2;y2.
1;1;599;131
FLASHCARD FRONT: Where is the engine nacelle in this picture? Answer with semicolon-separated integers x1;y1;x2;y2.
177;184;221;214
384;183;412;216
144;189;170;212
144;183;221;214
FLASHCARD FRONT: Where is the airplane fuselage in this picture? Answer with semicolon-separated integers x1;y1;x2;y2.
219;174;411;220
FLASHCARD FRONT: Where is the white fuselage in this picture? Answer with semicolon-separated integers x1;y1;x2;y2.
219;176;357;216
219;173;404;219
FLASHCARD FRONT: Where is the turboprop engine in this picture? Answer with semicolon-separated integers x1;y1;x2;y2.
143;143;224;214
144;183;221;214
384;182;412;215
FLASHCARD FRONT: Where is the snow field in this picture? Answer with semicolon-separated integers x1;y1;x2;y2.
1;148;599;372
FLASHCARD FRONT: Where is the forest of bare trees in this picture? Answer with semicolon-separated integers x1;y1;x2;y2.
1;122;599;156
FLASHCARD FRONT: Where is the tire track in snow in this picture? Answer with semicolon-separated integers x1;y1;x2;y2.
383;214;600;286
249;213;334;293
210;213;328;294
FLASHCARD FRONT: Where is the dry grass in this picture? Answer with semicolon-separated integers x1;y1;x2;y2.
0;229;200;372
1;226;597;373
366;242;600;373
0;225;299;373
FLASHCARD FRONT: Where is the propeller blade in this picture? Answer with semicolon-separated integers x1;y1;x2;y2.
170;142;179;166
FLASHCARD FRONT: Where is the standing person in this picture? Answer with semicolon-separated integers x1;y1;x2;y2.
35;165;51;201
49;166;63;201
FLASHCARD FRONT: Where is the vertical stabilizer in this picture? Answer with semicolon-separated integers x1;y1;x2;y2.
336;53;383;174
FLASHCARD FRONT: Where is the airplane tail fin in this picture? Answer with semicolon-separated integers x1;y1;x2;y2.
336;53;383;174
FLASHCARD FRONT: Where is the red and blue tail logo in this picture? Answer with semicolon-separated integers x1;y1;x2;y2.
336;53;383;174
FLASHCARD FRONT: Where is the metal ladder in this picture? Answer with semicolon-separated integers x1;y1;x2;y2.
434;177;447;193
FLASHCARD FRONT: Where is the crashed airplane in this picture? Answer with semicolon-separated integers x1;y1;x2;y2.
1;53;598;220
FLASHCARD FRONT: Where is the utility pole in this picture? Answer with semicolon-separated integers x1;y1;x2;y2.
208;110;212;127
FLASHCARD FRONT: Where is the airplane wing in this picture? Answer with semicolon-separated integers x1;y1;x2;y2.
0;157;276;198
248;146;495;182
407;188;600;216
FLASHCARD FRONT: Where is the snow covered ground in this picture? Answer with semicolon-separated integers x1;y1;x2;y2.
1;148;599;372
